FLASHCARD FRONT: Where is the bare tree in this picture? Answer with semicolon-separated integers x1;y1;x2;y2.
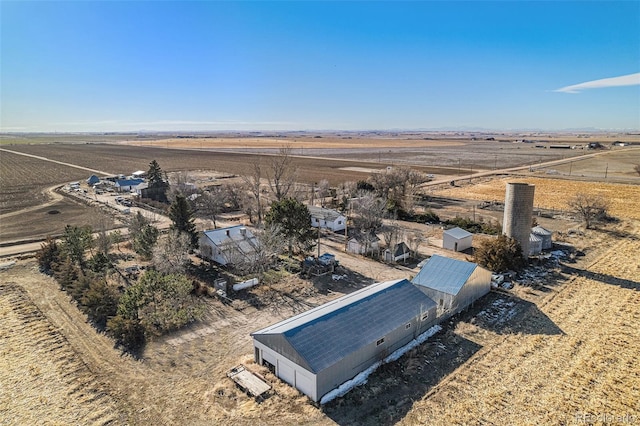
381;221;399;249
316;179;330;207
351;190;386;233
152;230;191;275
568;193;609;229
241;159;264;224
223;182;244;210
267;145;297;201
91;213;115;255
406;231;425;258
196;187;227;229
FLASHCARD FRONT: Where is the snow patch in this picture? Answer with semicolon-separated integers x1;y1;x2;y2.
319;325;442;404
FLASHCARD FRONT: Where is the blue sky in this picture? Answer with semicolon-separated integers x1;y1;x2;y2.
2;1;639;132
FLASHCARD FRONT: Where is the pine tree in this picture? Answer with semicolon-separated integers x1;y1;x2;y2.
146;160;168;202
169;195;198;248
265;198;315;257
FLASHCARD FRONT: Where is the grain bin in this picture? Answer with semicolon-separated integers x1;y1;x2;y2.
502;183;535;256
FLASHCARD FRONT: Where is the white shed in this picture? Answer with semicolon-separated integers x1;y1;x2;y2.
199;226;258;266
383;242;411;263
443;227;473;252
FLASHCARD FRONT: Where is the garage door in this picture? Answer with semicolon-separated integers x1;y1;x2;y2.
278;359;295;386
295;370;314;399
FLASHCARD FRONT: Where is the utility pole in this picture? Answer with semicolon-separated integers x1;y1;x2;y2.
569;161;572;176
458;159;461;176
605;163;608;179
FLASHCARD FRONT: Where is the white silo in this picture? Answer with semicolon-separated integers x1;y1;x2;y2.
502;183;535;256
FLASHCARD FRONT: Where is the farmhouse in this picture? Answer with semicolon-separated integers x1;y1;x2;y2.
383;241;411;263
308;206;346;232
199;225;258;266
412;255;491;319
442;227;473;252
252;278;438;402
114;178;144;192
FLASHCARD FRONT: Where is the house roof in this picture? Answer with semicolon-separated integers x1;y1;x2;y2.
443;227;473;239
115;179;144;187
202;225;257;255
348;229;380;243
308;205;344;222
531;226;552;236
252;279;436;373
412;254;479;296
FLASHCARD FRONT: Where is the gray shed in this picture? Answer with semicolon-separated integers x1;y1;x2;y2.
412;255;492;319
442;227;473;252
529;233;543;256
531;226;552;250
251;279;437;402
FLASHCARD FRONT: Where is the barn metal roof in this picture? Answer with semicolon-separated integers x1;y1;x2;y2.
443;227;473;239
202;226;258;255
252;279;436;373
411;254;478;295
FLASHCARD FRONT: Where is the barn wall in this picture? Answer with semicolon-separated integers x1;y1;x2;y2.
450;267;492;316
254;341;319;402
443;234;472;252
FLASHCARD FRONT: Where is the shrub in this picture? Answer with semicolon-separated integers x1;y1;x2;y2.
474;235;525;272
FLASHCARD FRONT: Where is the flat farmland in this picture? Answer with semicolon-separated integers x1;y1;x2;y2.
432;176;640;220
0;150;89;214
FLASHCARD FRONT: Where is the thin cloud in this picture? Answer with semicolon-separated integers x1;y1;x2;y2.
554;72;640;94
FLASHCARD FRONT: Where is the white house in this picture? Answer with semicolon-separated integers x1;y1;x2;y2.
442;227;473;252
308;206;346;232
199;225;258;266
115;178;144;192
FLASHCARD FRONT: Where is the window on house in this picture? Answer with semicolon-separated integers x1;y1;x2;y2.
405;323;411;329
376;338;385;346
421;312;429;321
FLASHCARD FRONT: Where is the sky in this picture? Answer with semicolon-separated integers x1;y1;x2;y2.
1;1;639;132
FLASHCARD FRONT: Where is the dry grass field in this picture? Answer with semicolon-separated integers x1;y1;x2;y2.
432;176;640;220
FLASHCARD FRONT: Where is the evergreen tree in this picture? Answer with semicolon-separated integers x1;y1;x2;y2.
36;236;62;274
61;225;93;266
169;195;198;248
146;159;168;202
128;212;159;260
265;198;315;257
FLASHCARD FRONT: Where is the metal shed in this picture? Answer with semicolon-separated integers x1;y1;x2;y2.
529;233;543;256
531;226;553;250
251;279;437;402
442;227;473;252
411;255;492;319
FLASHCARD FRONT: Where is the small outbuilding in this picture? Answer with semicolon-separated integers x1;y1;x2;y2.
529;233;543;256
86;175;100;186
347;231;380;255
442;227;473;252
383;241;411;263
252;278;438;402
531;226;552;250
412;255;491;319
308;206;346;232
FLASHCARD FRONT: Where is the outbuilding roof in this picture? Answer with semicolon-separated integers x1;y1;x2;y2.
308;205;344;222
115;178;144;187
412;254;479;296
252;279;436;373
531;226;552;236
443;227;473;239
